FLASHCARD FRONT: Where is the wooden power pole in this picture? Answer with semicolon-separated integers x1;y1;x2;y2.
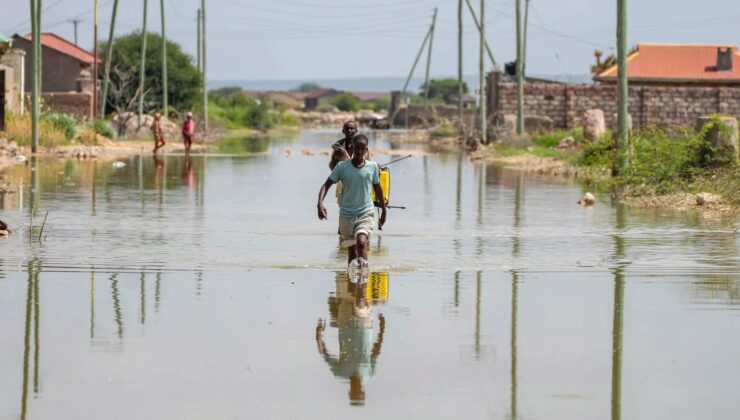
201;0;208;132
93;0;98;119
616;0;629;174
30;0;40;153
421;8;437;124
515;0;524;135
523;0;530;78
137;0;148;127
457;0;463;128
100;0;120;117
479;0;486;142
196;8;201;74
160;0;168;116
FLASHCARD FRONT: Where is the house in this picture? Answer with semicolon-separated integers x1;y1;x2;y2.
12;32;101;93
303;88;339;110
352;92;387;102
0;33;25;130
594;43;740;86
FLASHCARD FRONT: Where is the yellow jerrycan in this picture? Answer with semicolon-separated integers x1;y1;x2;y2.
371;167;390;207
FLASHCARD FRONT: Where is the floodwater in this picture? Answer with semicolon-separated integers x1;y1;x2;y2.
0;130;738;419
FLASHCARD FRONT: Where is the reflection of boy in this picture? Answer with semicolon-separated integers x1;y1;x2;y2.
316;273;386;406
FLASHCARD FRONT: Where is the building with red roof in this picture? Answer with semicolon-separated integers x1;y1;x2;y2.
595;43;740;86
13;32;100;93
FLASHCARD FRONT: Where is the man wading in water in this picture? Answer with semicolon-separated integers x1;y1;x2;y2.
318;134;386;269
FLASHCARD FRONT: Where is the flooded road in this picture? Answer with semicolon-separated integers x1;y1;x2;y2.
1;130;739;419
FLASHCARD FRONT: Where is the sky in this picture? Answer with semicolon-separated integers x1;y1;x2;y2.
1;0;738;83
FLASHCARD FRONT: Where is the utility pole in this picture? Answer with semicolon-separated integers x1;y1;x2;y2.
616;0;629;174
100;0;120;117
29;0;40;153
161;0;168;116
465;0;496;67
201;0;208;132
515;0;524;135
137;0;148;127
70;18;82;45
421;8;437;125
93;0;98;119
457;0;463;129
479;0;486;142
523;0;530;78
390;26;433;127
196;8;201;74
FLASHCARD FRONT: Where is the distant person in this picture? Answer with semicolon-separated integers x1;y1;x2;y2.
182;112;196;154
151;112;166;153
318;134;386;268
329;120;371;170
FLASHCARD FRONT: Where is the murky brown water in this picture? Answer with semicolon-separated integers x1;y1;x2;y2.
1;130;739;419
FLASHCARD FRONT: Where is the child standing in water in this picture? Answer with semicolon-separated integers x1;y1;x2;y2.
182;112;196;154
151;113;165;153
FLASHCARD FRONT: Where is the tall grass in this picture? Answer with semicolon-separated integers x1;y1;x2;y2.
5;113;70;148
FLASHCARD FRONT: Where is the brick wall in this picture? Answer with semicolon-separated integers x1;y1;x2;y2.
38;92;93;120
488;73;740;130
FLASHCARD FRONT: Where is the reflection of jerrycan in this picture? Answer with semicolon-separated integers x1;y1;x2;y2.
365;272;389;302
371;168;390;207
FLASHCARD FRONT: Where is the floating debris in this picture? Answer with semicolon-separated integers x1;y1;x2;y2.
112;161;127;168
13;155;27;162
578;192;596;206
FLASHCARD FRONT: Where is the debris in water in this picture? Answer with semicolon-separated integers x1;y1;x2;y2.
13;155;27;162
284;149;293;157
578;192;596;206
112;161;127;168
0;219;8;236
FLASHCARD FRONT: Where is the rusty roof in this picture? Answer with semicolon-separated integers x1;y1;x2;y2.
595;43;740;83
303;88;339;99
22;32;101;64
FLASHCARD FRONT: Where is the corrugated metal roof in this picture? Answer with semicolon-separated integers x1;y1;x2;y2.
596;43;740;82
23;32;101;64
303;88;338;99
352;92;386;101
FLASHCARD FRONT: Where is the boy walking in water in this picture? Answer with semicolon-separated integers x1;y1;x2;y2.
318;134;386;267
151;112;165;153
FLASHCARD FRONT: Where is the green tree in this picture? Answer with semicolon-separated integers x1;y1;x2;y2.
331;92;359;112
291;82;322;92
419;78;469;104
100;31;201;116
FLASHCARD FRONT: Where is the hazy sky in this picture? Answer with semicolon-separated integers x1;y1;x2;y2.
1;0;738;81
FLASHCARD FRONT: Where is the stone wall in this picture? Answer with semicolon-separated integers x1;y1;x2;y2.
488;72;740;130
37;92;93;120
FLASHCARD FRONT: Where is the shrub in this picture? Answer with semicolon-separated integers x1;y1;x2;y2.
5;113;68;148
89;119;116;139
244;105;273;130
41;113;76;139
331;92;359;112
430;118;456;139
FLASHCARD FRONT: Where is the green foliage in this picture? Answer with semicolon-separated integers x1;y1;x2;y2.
331;92;359;112
291;82;322;92
100;31;201;115
89;119;116;139
531;130;568;148
430;118;456;139
244;104;273;130
41;113;76;139
578;135;613;167
370;96;390;111
419;78;469;103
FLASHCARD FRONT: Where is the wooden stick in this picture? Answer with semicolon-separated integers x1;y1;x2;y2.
38;211;48;243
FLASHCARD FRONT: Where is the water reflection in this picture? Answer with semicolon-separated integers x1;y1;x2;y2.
316;271;388;406
20;258;41;420
611;202;628;420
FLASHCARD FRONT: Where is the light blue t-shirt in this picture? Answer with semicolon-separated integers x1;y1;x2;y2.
329;160;380;218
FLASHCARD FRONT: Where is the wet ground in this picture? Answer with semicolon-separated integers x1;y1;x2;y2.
1;130;739;419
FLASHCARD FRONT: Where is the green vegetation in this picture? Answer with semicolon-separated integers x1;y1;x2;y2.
419;78;469;104
208;86;298;131
516;117;739;203
41;113;76;139
5;113;69;147
331;92;359;112
101;32;201;115
89;119;117;139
